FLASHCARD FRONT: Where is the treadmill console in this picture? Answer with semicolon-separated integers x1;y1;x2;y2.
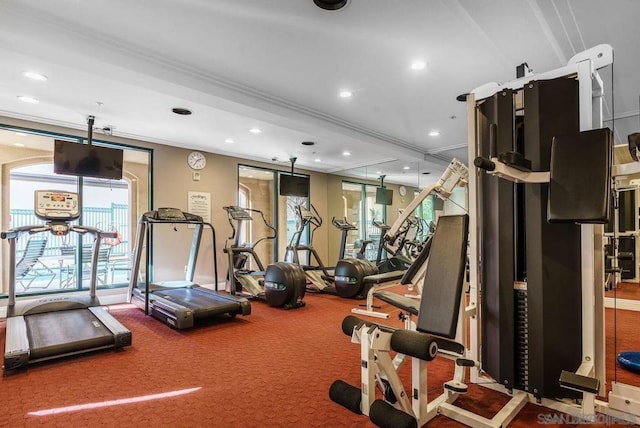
34;190;80;221
153;208;203;222
156;208;188;221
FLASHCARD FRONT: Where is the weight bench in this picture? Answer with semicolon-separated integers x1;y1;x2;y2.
331;215;488;427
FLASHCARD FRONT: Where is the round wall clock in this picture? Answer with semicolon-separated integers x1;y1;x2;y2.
399;186;407;197
187;151;207;170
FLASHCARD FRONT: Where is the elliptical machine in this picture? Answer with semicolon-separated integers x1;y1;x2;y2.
284;204;337;293
223;205;305;309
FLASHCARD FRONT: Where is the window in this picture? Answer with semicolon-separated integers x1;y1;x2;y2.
1;126;151;295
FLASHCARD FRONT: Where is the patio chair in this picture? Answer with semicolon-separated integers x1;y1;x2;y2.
61;244;112;287
15;238;55;290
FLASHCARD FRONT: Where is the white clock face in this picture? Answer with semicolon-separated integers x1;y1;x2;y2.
399;186;407;197
187;151;206;170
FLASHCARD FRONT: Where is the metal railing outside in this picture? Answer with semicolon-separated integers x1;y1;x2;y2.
10;203;129;258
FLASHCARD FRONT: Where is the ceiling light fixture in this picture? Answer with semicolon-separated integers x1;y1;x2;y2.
22;71;48;81
15;132;27;137
224;138;234;144
249;127;262;134
172;107;192;115
17;95;39;104
314;158;322;162
428;130;440;137
342;150;351;156
339;90;353;99
403;166;411;170
410;61;426;71
313;0;349;11
376;171;382;174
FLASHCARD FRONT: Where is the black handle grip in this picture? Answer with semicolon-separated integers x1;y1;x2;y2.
474;156;496;171
456;358;476;367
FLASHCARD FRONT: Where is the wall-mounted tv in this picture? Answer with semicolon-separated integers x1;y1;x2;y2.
376;187;393;205
54;140;123;180
279;174;309;197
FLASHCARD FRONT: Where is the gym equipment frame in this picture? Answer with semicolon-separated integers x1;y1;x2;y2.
466;44;640;425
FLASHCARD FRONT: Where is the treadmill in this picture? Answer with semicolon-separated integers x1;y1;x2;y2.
2;190;132;371
127;208;251;329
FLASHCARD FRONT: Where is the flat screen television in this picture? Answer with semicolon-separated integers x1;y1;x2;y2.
54;140;123;180
279;174;309;197
376;187;393;205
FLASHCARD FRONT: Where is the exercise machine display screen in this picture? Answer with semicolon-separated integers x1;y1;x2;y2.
156;208;187;221
34;190;80;221
226;206;253;221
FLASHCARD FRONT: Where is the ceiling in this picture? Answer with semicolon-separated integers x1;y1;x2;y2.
0;0;638;187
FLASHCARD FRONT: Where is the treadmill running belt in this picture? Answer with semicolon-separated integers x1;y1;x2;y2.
152;288;245;318
26;309;114;360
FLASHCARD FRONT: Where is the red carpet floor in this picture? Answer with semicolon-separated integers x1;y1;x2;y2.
0;290;638;427
606;281;640;301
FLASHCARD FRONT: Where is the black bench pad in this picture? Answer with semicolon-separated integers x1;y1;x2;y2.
364;270;405;285
373;290;420;316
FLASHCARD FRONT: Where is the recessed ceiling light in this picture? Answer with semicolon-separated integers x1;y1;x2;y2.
22;71;48;81
314;158;322;162
13;143;25;147
403;166;411;170
410;61;426;71
224;138;234;144
342;150;351;156
249;127;262;134
15;132;27;137
339;90;353;99
376;171;382;174
314;0;349;10
428;130;440;137
172;107;192;115
17;95;39;104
